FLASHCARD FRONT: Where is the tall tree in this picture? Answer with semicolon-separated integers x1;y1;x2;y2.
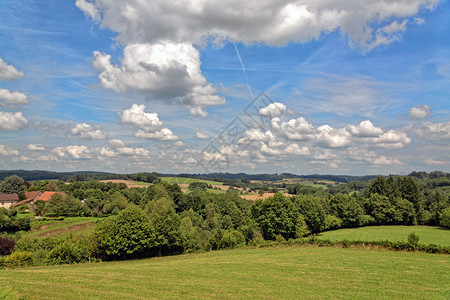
1;175;26;195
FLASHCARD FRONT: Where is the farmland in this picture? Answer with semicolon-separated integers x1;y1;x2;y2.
317;226;450;247
1;245;448;299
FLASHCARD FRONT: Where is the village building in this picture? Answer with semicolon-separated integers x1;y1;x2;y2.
0;193;20;209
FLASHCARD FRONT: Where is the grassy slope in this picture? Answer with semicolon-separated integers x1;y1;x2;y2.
1;246;449;299
24;217;99;238
317;226;450;247
162;177;223;185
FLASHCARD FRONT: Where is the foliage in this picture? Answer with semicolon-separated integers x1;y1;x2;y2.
295;195;326;233
3;251;33;268
407;232;419;246
0;175;26;195
0;236;15;256
439;207;450;228
95;206;155;260
252;193;306;240
45;194;82;217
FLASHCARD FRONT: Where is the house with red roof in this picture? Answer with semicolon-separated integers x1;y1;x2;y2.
12;191;42;209
0;194;19;209
36;191;65;202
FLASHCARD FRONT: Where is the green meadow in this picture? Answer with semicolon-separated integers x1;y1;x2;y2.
317;226;450;247
161;177;223;185
1;245;449;299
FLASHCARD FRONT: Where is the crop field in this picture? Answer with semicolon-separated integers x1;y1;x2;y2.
0;245;448;299
317;226;450;247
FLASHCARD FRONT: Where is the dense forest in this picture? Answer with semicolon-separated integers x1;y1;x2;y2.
1;171;449;267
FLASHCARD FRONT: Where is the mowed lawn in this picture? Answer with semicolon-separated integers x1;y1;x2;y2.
1;246;449;299
317;226;450;247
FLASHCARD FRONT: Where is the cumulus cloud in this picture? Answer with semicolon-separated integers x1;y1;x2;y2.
195;132;210;139
119;104;163;132
259;102;286;118
408;104;432;120
0;111;28;131
271;117;315;141
0;58;24;80
75;0;100;21
51;145;91;159
77;0;437;49
27;144;46;151
410;121;450;141
93;43;225;115
0;89;28;105
0;145;19;156
134;128;179;141
347;120;383;137
70;123;107;140
120;104;179;141
284;144;310;155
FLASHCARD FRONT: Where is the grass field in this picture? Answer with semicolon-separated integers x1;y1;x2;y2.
317;226;450;247
0;245;448;299
24;217;99;238
162;177;223;185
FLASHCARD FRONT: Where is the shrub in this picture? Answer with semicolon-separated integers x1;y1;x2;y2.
4;251;33;268
0;236;15;256
439;207;450;228
219;230;245;249
407;232;420;246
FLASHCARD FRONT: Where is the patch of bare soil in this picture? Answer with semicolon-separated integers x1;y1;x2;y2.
240;193;292;201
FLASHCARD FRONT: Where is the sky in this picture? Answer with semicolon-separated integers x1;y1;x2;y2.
0;0;449;175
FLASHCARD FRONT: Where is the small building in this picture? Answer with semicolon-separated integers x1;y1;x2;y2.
36;191;65;202
12;191;42;211
0;193;20;209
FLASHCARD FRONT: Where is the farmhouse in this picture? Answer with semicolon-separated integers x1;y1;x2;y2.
12;191;43;209
37;191;65;202
0;193;19;209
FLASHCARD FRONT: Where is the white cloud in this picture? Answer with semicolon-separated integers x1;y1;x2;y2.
367;130;411;149
75;0;101;22
347;120;383;137
272;117;315;141
109;139;125;147
411;121;450;141
70;123;107;140
51;145;91;159
316;127;351;148
259;102;286;118
0;111;28;131
27;144;46;151
284;144;310;155
373;155;402;165
119;104;163;132
134;128;179;141
425;158;448;165
0;58;24;80
195;132;210;139
77;0;437;49
408;104;432;120
0;89;28;105
0;145;19;156
93;43;225;115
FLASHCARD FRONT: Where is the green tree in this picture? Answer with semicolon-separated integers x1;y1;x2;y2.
0;175;26;195
95;205;155;260
45;194;82;217
295;195;326;233
440;207;450;228
252;193;306;240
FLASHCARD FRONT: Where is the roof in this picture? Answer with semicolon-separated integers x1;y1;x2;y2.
0;194;19;201
37;191;65;202
12;191;42;207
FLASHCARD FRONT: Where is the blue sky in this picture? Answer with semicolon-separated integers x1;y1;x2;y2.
0;0;449;175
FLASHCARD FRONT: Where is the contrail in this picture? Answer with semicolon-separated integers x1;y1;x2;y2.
234;42;254;99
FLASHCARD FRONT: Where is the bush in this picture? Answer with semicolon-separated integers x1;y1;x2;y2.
0;236;15;256
324;215;342;231
219;230;245;249
4;251;33;268
407;232;420;246
439;207;450;228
